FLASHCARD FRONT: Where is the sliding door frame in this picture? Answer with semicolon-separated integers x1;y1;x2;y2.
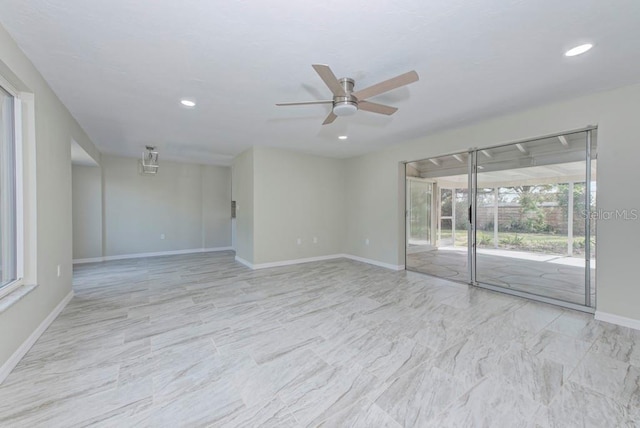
404;125;597;313
470;126;597;313
585;129;593;308
468;149;477;285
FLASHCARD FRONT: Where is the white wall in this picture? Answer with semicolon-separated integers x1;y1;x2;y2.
231;148;254;263
0;24;100;368
253;147;346;264
78;155;231;258
72;165;102;259
344;83;640;321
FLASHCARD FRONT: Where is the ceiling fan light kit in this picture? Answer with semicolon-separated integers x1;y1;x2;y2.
333;101;358;117
333;77;358;117
276;64;419;125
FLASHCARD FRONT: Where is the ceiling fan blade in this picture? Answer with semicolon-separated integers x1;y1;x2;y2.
322;111;337;125
358;100;398;115
352;70;419;100
276;100;333;106
312;64;346;96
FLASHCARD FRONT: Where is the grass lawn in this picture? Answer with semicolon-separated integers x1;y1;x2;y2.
440;229;591;255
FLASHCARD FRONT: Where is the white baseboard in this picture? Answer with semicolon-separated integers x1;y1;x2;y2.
595;311;640;331
234;253;404;271
73;247;233;264
342;254;405;271
77;249;404;272
251;254;343;269
0;290;73;384
234;256;254;269
72;256;104;264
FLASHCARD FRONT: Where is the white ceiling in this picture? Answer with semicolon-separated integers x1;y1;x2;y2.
70;139;98;166
1;1;639;165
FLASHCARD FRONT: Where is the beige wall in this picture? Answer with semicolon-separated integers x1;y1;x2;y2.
253;147;346;264
344;83;640;320
202;165;232;249
73;155;231;259
72;165;102;259
231;148;254;263
0;24;100;368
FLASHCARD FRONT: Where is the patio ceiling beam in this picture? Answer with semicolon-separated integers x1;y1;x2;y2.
477;174;587;188
558;135;569;148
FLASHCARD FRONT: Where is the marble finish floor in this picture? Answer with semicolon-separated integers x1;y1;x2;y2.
407;248;596;305
0;251;638;427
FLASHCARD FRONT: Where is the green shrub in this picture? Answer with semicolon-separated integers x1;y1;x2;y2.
500;234;524;246
478;233;493;246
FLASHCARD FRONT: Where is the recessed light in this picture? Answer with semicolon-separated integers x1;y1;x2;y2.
565;43;593;57
180;99;196;107
338;135;348;140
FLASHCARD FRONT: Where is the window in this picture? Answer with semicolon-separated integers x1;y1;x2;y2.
0;84;20;294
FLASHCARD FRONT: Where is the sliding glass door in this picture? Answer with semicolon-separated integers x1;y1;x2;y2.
473;130;596;308
406;178;433;250
405;128;597;311
405;152;469;282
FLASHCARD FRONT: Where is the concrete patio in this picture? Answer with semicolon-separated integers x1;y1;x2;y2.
407;246;596;306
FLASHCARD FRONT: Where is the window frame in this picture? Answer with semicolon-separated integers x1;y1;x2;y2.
0;75;24;300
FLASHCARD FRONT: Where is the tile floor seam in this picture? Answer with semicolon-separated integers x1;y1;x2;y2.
568;353;638;406
563;334;601;384
275;393;302;427
311;397;365;427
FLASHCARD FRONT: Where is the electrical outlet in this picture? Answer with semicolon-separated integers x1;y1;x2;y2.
313;237;318;244
297;238;302;245
160;234;165;240
57;264;61;277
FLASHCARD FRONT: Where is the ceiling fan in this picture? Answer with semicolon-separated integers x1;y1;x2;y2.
276;64;419;125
